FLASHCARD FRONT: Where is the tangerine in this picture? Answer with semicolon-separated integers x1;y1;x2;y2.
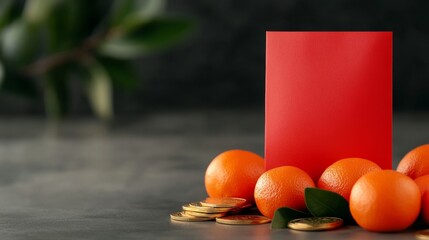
317;157;381;201
397;144;429;179
350;170;421;232
414;175;429;225
254;166;315;219
204;149;265;203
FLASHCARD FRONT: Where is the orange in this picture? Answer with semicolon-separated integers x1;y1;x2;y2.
350;170;421;232
205;149;265;203
397;144;429;179
317;157;381;201
414;175;429;225
254;166;315;219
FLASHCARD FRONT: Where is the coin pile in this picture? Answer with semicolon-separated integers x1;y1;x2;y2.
416;230;429;240
170;197;271;225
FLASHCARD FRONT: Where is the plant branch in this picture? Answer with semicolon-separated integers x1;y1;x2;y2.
21;32;107;77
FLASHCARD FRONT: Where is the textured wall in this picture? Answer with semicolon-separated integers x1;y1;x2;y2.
1;0;428;115
132;0;429;111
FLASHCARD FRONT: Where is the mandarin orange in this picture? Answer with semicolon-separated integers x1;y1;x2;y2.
397;144;429;179
254;166;315;219
317;157;381;201
350;170;420;232
414;175;429;225
204;149;265;203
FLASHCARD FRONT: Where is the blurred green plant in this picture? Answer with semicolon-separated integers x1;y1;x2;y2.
0;0;193;120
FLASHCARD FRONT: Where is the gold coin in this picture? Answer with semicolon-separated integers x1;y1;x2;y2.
228;203;254;214
200;197;247;208
416;230;429;239
190;202;233;211
170;211;212;222
288;217;343;231
216;215;271;225
183;202;232;213
184;211;226;218
240;203;253;208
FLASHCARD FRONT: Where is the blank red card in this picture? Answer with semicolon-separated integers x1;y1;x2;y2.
265;32;392;181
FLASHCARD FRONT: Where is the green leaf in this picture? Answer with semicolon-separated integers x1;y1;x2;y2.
24;0;60;24
85;60;113;121
109;0;166;32
44;0;89;52
0;0;21;30
1;20;40;66
0;60;4;86
99;17;193;59
98;57;138;91
305;188;354;224
271;207;311;229
43;68;69;119
0;0;13;24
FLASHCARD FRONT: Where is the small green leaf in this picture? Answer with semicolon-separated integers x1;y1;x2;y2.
24;0;59;24
1;20;40;66
0;0;13;23
109;0;166;32
44;0;89;52
43;67;70;119
0;60;4;86
271;207;311;229
85;60;113;121
98;57;138;91
0;0;22;30
99;18;193;59
305;188;354;224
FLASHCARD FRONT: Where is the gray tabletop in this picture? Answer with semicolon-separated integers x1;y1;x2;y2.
0;110;427;239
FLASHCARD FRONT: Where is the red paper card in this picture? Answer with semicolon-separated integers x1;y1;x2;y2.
265;32;392;181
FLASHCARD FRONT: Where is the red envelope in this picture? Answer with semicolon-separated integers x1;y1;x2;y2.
265;32;392;181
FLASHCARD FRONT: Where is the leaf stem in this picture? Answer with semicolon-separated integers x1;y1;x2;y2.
21;31;107;77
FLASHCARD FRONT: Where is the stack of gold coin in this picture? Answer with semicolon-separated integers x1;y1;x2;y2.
416;229;429;240
170;212;213;222
170;197;253;222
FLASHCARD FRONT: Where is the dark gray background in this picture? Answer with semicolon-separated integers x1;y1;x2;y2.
1;0;429;115
135;0;429;112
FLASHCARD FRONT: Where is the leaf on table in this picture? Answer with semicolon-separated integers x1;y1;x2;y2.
271;207;311;229
98;17;193;59
305;188;354;224
109;0;166;33
85;60;114;121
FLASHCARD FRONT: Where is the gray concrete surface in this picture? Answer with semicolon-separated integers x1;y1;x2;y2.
0;110;426;239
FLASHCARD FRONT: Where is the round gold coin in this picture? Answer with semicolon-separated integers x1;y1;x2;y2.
201;197;247;208
190;202;233;212
183;202;232;213
184;211;226;218
288;217;343;231
416;230;429;239
170;211;213;222
216;215;271;225
228;203;254;215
